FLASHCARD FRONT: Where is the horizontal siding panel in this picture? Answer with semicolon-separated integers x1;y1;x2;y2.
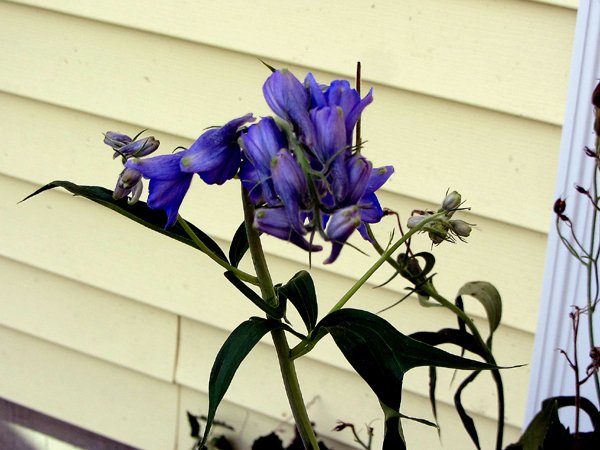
7;0;575;125
531;0;577;9
0;325;178;450
2;172;543;336
0;11;561;234
0;5;562;232
176;318;521;449
0;256;178;381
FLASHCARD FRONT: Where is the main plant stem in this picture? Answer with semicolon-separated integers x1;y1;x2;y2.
241;187;320;450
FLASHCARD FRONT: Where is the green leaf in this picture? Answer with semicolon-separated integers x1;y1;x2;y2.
223;271;283;319
22;181;228;262
201;318;283;447
454;371;482;450
277;271;318;333
457;281;502;345
318;309;497;448
228;222;249;268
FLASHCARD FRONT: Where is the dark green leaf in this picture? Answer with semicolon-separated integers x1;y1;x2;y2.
454;371;482;450
428;366;440;434
277;271;318;333
457;281;502;345
223;271;283;319
201;318;283;447
318;309;497;448
22;181;228;262
229;222;249;268
410;328;488;359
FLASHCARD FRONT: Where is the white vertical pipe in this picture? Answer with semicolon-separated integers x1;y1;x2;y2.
525;0;600;428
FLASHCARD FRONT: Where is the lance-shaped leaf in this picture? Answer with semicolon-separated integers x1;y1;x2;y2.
223;271;283;319
229;222;250;268
21;181;228;262
318;309;498;449
200;318;283;447
277;270;318;333
457;281;502;346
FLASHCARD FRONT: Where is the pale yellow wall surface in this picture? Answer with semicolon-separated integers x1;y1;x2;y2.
0;0;576;449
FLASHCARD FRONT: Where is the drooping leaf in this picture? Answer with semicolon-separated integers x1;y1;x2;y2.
428;366;440;435
229;222;250;268
277;271;318;333
223;271;283;319
457;281;502;346
21;181;228;262
410;328;488;359
317;309;498;449
201;318;283;447
454;371;482;450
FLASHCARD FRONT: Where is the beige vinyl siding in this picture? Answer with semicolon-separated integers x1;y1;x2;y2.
0;0;575;449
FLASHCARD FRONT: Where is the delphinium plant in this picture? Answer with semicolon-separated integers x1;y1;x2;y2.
23;64;508;450
507;82;600;450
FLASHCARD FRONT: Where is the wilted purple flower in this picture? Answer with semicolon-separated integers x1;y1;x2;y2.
254;207;322;252
180;113;254;185
126;153;193;228
113;166;143;204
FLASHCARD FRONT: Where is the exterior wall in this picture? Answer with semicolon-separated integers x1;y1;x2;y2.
0;1;577;448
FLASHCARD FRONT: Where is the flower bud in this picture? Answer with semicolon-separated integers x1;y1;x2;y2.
553;198;566;215
442;190;461;212
407;214;427;228
451;219;472;237
118;136;160;158
104;131;132;150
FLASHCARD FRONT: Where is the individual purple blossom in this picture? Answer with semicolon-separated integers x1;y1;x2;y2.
324;206;362;264
271;149;309;233
180;114;254;185
239;117;286;204
126;153;193;228
254;207;322;252
263;70;316;147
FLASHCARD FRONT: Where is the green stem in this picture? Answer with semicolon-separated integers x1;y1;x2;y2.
327;212;446;315
367;228;505;450
177;216;259;285
241;187;320;450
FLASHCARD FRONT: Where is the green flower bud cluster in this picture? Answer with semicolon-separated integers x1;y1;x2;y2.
406;190;474;245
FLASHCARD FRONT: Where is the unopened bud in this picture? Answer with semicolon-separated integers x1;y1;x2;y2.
584;146;596;158
104;131;132;150
407;214;427;228
553;198;566;215
575;185;589;195
451;219;472;237
442;191;461;212
427;221;448;244
118;136;160;158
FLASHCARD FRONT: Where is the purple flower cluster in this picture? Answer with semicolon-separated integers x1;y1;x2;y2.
110;69;393;264
241;70;393;263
